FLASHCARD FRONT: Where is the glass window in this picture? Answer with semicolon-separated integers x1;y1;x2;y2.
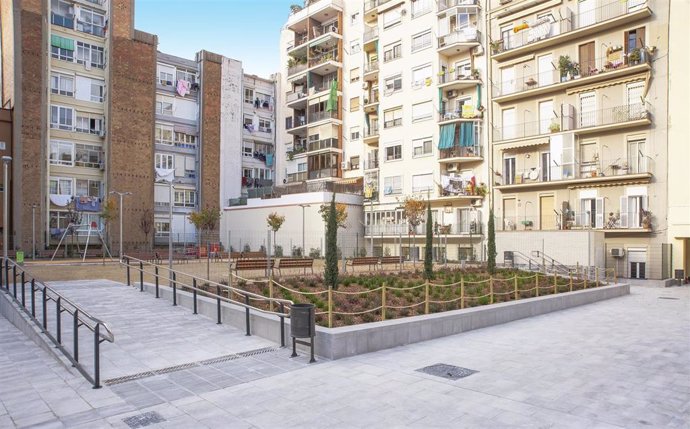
90;79;104;102
411;30;432;52
174;132;197;148
383;176;402;195
412;101;433;122
412;173;433;193
350;126;360;140
76;179;101;197
75;113;103;134
77;8;105;36
350;96;360;112
385;143;402;161
382;6;402;28
350;39;361;54
384;75;402;94
383;42;402;62
51;45;74;62
49;141;73;166
174;190;196;208
49;177;73;195
155;125;174;145
50;105;73;130
244;88;254;104
350;12;359;25
350;67;360;83
176;69;196;84
159;71;174;86
50;73;74;96
413;137;433;157
156;101;173;115
412;64;432;87
74;144;103;168
411;0;432;17
384;107;403;128
155;153;174;169
76;42;104;68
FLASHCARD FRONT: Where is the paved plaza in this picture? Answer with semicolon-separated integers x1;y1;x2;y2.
0;283;688;428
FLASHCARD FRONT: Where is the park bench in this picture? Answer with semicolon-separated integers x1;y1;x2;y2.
229;251;266;260
275;258;314;276
233;258;274;276
379;256;402;270
346;257;380;272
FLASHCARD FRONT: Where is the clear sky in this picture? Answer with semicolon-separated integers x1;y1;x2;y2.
134;0;295;78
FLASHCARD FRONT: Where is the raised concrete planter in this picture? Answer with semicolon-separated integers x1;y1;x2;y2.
141;282;629;360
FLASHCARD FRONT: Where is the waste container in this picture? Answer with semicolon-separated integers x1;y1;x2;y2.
290;303;315;338
16;251;24;265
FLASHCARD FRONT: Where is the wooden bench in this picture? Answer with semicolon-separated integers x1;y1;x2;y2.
346;257;380;272
379;256;402;270
233;258;274;275
229;251;266;260
275;258;314;276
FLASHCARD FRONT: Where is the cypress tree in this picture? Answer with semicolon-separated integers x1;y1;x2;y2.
487;208;497;275
424;201;433;280
324;193;339;289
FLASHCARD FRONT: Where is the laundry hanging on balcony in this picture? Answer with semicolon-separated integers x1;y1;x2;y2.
155;168;174;182
75;196;101;212
326;80;338;112
266;153;274;167
50;194;72;207
438;124;456;149
176;79;191;97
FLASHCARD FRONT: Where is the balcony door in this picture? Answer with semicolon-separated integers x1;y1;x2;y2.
538;100;554;134
627;138;646;174
537;54;553;86
503;156;516;185
626;81;645;119
578;41;595;77
502;107;516;140
540;195;556;230
501;66;515;95
578;0;596;28
503;198;517;231
579;91;596;128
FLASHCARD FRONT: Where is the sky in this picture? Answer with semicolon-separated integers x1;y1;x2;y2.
134;0;295;78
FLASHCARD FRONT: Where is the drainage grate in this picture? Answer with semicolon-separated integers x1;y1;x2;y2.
658;297;680;300
416;363;478;380
123;411;166;428
104;346;281;386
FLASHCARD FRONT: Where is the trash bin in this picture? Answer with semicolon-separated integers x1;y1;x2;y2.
16;251;24;265
290;303;315;338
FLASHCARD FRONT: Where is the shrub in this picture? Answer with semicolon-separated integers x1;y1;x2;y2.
243;243;251;253
309;247;322;258
275;245;283;257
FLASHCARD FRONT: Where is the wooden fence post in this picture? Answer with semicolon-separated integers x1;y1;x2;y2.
513;276;518;300
569;271;573;292
489;277;494;304
535;273;539;297
595;267;600;287
553;273;557;294
424;281;430;314
269;273;274;313
460;277;465;309
381;282;386;321
328;287;333;328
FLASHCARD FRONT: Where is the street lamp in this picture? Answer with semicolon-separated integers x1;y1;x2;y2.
298;204;310;258
32;204;37;259
2;156;11;262
109;190;132;260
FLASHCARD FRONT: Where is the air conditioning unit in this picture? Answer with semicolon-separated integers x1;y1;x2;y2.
341;161;350;170
611;248;625;258
330;25;337;33
98;130;106;138
400;8;407;16
472;199;483;207
447;163;459;172
446;90;458;98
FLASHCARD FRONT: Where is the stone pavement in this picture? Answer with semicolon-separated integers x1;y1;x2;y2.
0;285;688;428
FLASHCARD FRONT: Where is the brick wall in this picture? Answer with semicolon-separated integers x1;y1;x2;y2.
198;51;222;220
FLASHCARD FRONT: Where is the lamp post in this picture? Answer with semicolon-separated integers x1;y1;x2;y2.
109;190;132;260
2;156;11;262
32;204;37;259
298;204;310;258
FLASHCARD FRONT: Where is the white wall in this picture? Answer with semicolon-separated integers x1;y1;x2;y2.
496;230;605;268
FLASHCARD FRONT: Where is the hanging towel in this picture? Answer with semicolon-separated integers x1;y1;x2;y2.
326;80;338;112
50;194;72;207
155;168;175;182
266;154;274;167
176;79;191;97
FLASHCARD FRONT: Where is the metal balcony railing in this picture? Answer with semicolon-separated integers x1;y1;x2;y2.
364;61;379;73
438;0;478;12
308;49;339;68
308;168;339;180
287;172;308;183
439;145;482;160
437;28;481;49
287;62;308;77
51;12;74;29
364;27;379;43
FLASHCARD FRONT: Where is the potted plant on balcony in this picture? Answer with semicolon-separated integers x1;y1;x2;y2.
549;122;561;133
290;4;303;14
570;61;581;79
287;58;296;69
558;55;573;82
490;40;503;54
641;210;652;229
521;220;533;230
471;68;481;80
629;48;641;65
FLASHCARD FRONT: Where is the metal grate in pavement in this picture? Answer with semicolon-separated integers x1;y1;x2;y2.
416;363;478;380
658;297;680;300
123;411;166;428
104;346;282;386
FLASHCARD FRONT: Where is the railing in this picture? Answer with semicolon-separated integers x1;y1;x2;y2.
1;258;114;388
439;145;482;160
438;28;481;49
121;256;292;347
384;118;402;129
439;108;482;121
51;12;74;29
497;0;649;54
493;53;651;97
286;89;308;103
288;62;308;76
364;91;379;105
287;171;308;183
307;137;338;152
364;126;380;138
228;197;248;206
364;159;379;169
76;20;105;37
498;209;652;232
439;70;480;85
308;167;339;180
364;61;379;74
438;0;478;12
309;49;339;68
309;110;338;123
364;27;379;43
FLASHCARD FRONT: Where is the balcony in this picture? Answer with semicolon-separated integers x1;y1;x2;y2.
496;157;652;192
288;23;341;55
364;27;379;44
51;12;74;29
437;0;478;14
493;103;650;142
438;70;481;92
493;0;652;61
498;210;652;233
438;107;483;124
437;28;481;56
308;49;341;73
286;89;308;107
363;159;379;170
363;61;379;82
287;0;343;31
76;20;105;37
439;145;482;163
363;90;379;112
308;168;339;180
287;171;308;183
366;221;482;236
363;122;380;144
287;62;308;77
307;137;339;153
492;53;652;103
286;111;339;133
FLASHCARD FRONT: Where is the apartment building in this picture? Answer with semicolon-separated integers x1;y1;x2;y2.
487;0;671;279
277;0;490;261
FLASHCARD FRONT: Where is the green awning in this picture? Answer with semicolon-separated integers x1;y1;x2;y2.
326;79;338;112
438;124;456;149
460;123;475;147
51;35;74;51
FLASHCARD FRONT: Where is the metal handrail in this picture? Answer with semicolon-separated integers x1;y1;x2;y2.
121;256;293;346
1;258;114;388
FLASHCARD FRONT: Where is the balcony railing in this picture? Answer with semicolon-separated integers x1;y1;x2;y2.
364;159;379;170
287;112;338;131
384;118;402;129
494;104;648;142
364;27;379;43
308;49;339;68
439;107;483;122
439;70;480;85
438;0;478;12
51;12;74;29
364;125;380;138
287;62;308;76
364;90;379;105
364;61;379;73
498;210;652;232
309;110;338;123
308;168;339;180
493;52;652;98
439;145;482;160
307;137;338;152
365;0;391;12
287;171;308;183
76;20;105;37
499;157;651;188
438;28;481;49
497;0;649;55
286;89;308;103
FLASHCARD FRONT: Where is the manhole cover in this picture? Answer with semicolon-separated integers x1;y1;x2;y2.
123;411;166;428
416;363;477;380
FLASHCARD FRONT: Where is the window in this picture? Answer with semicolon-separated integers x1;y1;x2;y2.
501;108;516;140
411;0;432;17
155;125;174;145
503;156;516;185
383;42;402;62
50;73;74;96
620;194;647;229
75;113;103;134
385;143;402;161
350;67;360;83
76;179;101;197
51;0;73;28
174;132;197;149
384;107;403;128
455;59;472;78
49;141;73;166
412;101;433;122
243;142;253;157
624;27;645;57
50;105;73;130
155;222;170;236
49;177;73;195
579;91;596;128
50;35;74;61
74;144;103;168
174;190;196;208
258;118;272;133
350;156;360;170
350;96;360;112
244;88;254;104
383;176;402;195
155;153;174;170
412;64;432;87
89;79;104;102
411;30;432;52
350;39;361;54
298;162;307;172
579;197;604;228
77;8;105;36
159;71;174;86
76;42;104;69
413;137;432;157
156;101;173;115
628;138;646;174
350;12;359;25
350;126;361;140
384;75;402;95
412;173;433;193
176;69;196;84
538;100;554;134
382;6;402;28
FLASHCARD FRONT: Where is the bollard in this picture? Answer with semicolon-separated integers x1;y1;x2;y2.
216;285;222;324
269;277;274;313
155;266;159;298
93;324;101;389
42;287;47;330
553;273;558;294
73;309;79;363
172;272;177;306
126;260;130;286
535;273;539;297
595;267;600;287
244;294;251;336
279;302;286;348
30;279;36;317
193;278;198;314
139;262;144;292
20;272;25;307
569;272;573;292
56;297;62;344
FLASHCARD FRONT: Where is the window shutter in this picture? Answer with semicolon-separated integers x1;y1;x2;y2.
174;155;184;177
595;197;604;229
619;196;628;228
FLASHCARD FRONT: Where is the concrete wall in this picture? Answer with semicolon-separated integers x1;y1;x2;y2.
497;229;605;268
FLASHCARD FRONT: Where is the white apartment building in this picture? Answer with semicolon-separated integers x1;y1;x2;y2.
278;0;490;261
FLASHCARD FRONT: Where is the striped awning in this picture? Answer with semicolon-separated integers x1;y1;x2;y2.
567;73;648;95
499;138;549;150
568;177;651;189
336;177;363;185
